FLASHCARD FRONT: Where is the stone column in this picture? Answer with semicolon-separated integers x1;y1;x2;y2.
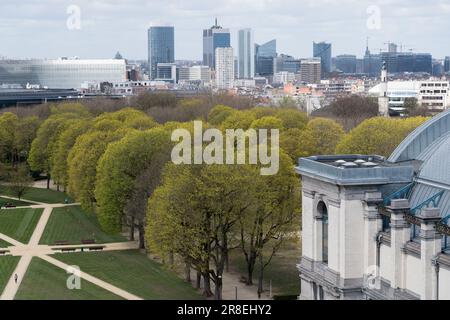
417;208;442;300
363;192;383;277
387;199;410;290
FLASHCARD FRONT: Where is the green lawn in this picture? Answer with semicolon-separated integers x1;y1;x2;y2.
0;239;11;248
229;238;301;297
0;197;33;207
15;257;122;300
0;187;73;204
0;208;43;243
56;250;203;300
0;256;20;293
40;206;127;245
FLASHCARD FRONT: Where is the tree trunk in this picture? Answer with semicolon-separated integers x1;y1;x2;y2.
56;184;60;192
258;252;264;298
202;273;213;297
184;259;191;282
129;218;135;241
138;224;145;249
46;175;50;190
169;251;174;268
196;272;202;289
214;275;223;301
246;252;256;285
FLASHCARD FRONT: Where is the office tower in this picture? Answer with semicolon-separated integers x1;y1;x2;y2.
0;58;127;89
445;57;450;73
215;47;234;89
335;55;357;74
432;60;444;77
380;52;432;74
273;54;301;74
203;19;231;70
414;53;432;73
178;66;211;83
255;39;277;76
313;42;332;77
148;26;175;80
363;45;382;77
237;28;255;79
155;63;177;83
299;58;321;84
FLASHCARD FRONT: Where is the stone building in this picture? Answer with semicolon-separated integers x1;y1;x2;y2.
297;109;450;300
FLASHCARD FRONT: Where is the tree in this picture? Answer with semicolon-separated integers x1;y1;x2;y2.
297;118;345;157
250;107;278;119
239;151;300;293
275;108;308;130
336;117;428;157
250;116;284;131
279;128;303;163
276;96;298;109
7;164;33;200
208;105;235;125
95;127;173;246
0;112;19;165
221;111;256;130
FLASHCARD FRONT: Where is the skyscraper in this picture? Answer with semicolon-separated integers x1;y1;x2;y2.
299;58;321;84
237;28;255;79
255;39;277;76
203;19;231;70
215;47;234;89
148;26;175;80
335;55;357;74
313;42;332;78
445;57;450;73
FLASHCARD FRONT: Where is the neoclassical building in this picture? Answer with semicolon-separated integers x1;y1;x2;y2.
297;109;450;300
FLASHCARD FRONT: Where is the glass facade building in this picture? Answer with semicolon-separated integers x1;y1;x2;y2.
313;42;332;77
237;28;254;79
335;55;357;74
380;52;432;74
203;20;230;70
255;39;277;76
0;59;127;89
148;26;175;80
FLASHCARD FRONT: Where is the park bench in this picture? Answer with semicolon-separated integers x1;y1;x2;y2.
0;250;9;255
61;248;77;252
54;240;70;246
88;246;105;252
81;239;96;245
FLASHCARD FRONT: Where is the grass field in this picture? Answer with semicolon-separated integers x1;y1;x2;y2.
55;250;203;300
15;257;123;300
0;208;43;243
0;239;11;248
229;238;301;297
0;197;33;207
39;206;127;245
0;256;20;293
0;187;73;204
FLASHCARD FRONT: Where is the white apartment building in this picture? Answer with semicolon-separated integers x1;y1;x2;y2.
178;66;211;84
273;72;296;85
419;81;449;111
215;47;235;90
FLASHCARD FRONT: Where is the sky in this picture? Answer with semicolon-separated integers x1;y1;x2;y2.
0;0;449;61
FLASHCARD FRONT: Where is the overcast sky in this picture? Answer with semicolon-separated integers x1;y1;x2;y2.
1;0;449;61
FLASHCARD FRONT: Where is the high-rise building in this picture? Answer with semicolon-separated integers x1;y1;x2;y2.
255;39;277;76
178;66;211;83
363;44;382;77
215;47;234;89
299;58;321;84
237;28;255;79
335;55;357;74
203;19;231;70
155;63;177;83
273;54;301;74
380;52;432;74
148;26;175;80
445;57;450;73
313;42;332;77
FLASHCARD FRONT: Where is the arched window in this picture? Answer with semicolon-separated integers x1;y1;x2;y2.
318;201;328;264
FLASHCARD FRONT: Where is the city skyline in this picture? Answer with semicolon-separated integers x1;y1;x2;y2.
1;0;450;61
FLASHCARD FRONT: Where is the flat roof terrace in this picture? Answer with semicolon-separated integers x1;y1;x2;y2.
296;155;414;186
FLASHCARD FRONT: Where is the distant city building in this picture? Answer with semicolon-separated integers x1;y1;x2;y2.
274;54;301;74
237;28;255;79
381;52;432;74
299;58;321;84
432;60;444;77
335;55;357;74
0;58;127;89
148;26;175;80
273;71;295;85
313;42;332;77
155;63;177;83
203;19;231;70
364;45;382;77
445;57;450;73
255;39;277;76
178;65;211;84
215;47;234;89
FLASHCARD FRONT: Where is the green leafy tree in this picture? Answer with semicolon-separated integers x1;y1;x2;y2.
208;105;235;125
250;116;284;131
275;108;308;130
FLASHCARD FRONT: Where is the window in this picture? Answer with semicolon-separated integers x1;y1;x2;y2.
318;202;329;264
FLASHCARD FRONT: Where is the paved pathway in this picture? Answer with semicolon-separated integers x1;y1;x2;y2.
0;196;141;300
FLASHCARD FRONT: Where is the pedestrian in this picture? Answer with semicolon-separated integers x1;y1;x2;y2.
14;274;18;284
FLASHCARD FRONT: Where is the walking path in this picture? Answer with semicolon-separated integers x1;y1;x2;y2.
0;196;141;300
